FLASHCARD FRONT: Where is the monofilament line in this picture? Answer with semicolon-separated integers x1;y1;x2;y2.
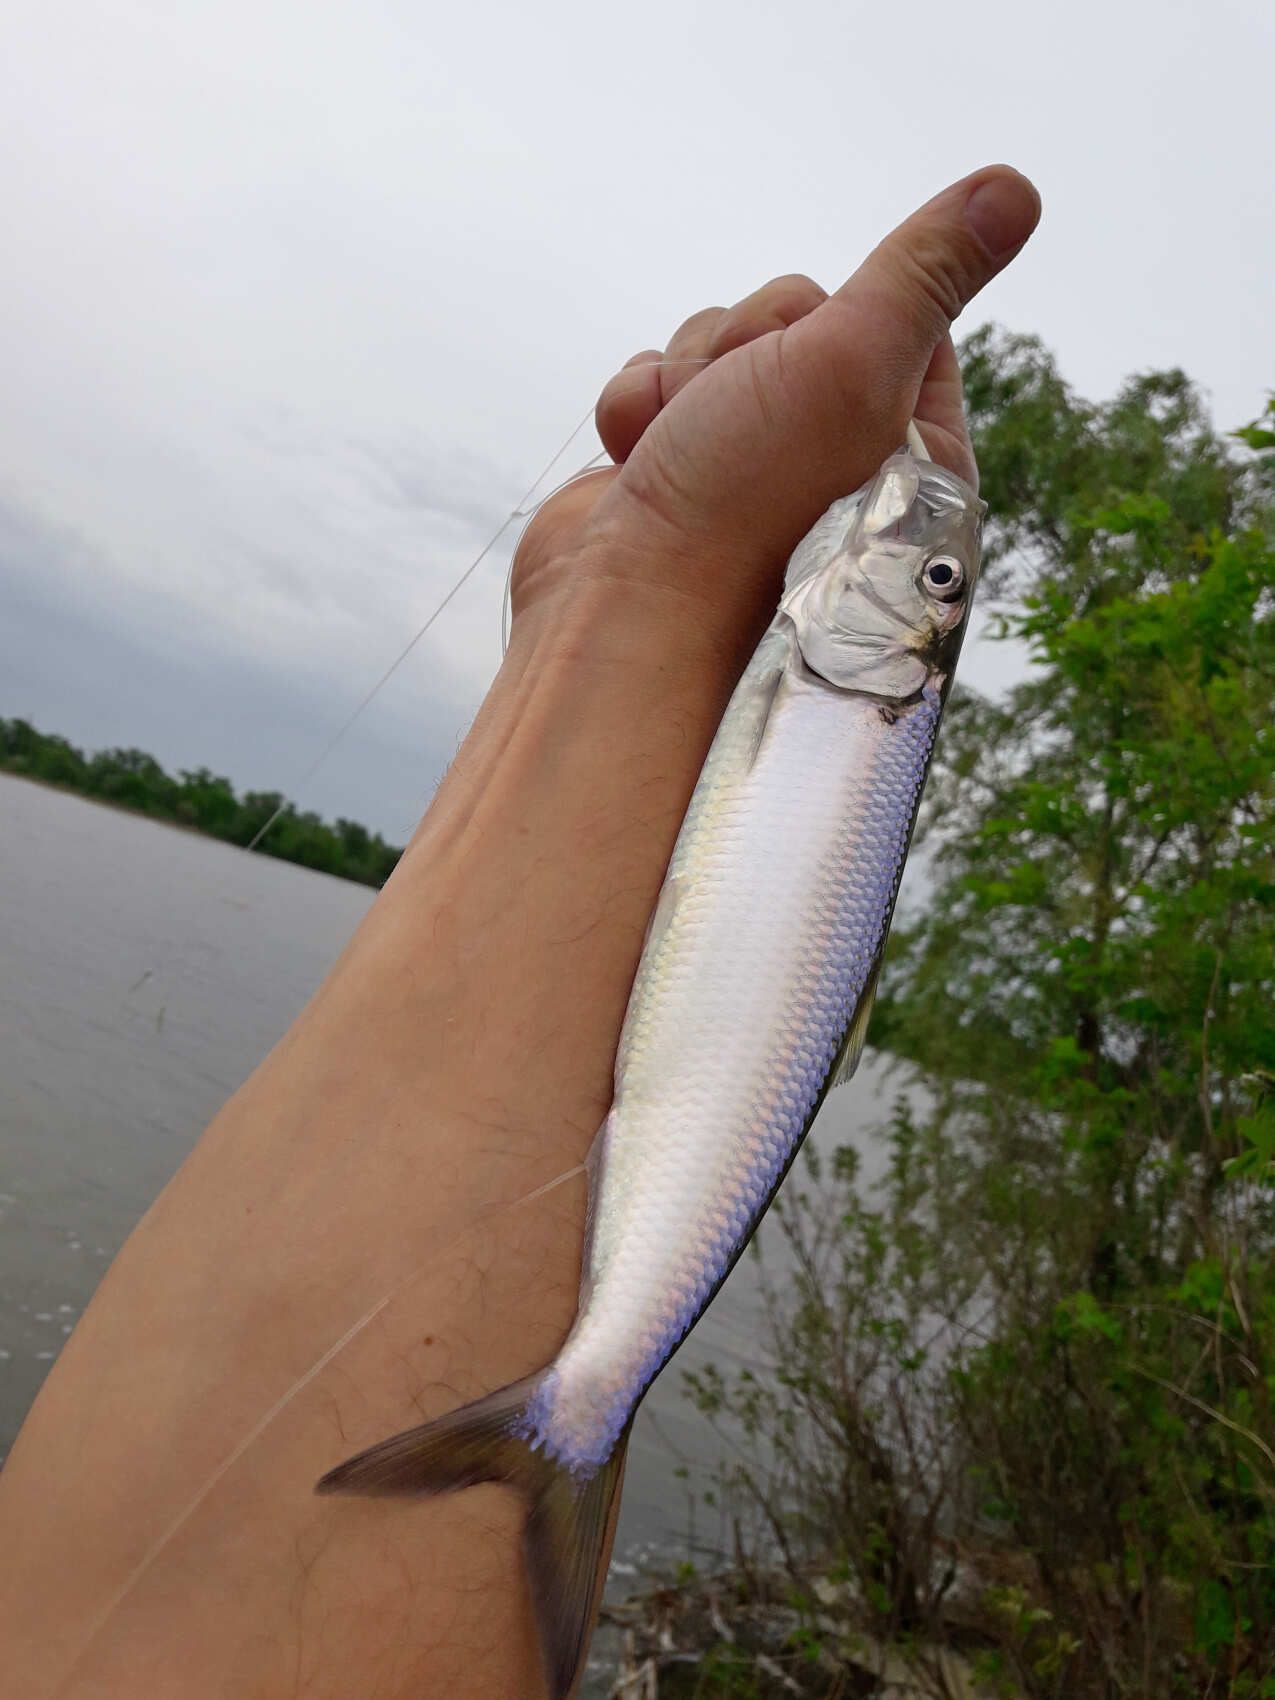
54;1159;588;1696
244;356;711;855
242;404;596;853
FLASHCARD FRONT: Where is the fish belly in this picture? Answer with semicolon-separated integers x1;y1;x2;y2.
530;648;939;1471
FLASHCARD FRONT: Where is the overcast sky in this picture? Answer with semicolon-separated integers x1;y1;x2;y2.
1;0;1270;841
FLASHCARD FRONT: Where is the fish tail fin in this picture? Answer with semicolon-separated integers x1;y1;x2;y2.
316;1374;627;1700
524;1433;627;1700
315;1372;540;1498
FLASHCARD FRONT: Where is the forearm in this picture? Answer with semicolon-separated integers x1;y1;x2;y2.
0;565;759;1700
0;160;1040;1697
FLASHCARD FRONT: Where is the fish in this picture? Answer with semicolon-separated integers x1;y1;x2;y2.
316;431;985;1698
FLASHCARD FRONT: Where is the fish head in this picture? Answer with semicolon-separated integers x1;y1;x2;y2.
780;448;985;702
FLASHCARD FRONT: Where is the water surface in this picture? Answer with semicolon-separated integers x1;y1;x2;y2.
0;770;890;1681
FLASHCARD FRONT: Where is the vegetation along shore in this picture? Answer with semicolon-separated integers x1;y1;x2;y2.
4;328;1273;1695
0;719;402;888
605;332;1274;1697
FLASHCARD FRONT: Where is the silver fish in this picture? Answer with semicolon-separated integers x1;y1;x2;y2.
318;436;985;1697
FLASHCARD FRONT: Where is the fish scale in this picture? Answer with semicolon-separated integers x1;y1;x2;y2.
532;673;943;1471
317;442;984;1700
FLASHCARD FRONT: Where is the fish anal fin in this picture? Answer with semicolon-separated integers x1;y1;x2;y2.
829;958;883;1089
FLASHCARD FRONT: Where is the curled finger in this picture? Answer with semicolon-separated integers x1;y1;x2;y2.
596;351;665;464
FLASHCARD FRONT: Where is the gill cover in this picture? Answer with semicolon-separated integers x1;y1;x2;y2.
781;442;984;700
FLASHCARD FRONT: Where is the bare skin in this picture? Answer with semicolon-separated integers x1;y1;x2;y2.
0;165;1039;1698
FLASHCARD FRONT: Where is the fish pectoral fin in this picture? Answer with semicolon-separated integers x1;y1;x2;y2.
828;958;883;1089
631;648;784;971
316;1375;627;1700
615;876;689;1079
745;660;787;770
643;870;687;959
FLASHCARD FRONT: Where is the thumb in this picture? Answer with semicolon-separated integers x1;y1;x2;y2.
774;164;1040;511
611;165;1039;571
828;165;1041;374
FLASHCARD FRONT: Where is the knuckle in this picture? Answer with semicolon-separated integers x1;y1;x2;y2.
667;306;726;351
760;272;827;317
598;361;652;409
710;275;826;360
595;365;661;461
714;275;826;352
594;372;630;431
894;238;976;329
709;312;785;359
615;438;704;533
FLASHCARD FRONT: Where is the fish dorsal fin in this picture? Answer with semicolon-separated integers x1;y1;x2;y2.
828;957;883;1089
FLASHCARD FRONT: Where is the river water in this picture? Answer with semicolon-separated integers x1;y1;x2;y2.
0;769;895;1685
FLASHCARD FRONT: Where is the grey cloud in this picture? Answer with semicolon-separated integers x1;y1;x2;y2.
240;409;516;535
0;0;1268;845
346;435;515;533
0;493;468;840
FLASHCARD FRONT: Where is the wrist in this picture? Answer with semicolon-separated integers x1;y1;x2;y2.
509;508;781;684
313;538;769;1144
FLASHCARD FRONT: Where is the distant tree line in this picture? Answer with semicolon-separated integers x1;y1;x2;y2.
0;718;402;888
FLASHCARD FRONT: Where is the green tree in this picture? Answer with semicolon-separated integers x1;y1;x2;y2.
176;766;241;837
678;337;1275;1698
83;746;179;815
0;717;88;788
0;720;402;889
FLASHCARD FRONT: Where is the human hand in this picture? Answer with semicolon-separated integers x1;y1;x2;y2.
0;165;1039;1700
512;163;1038;665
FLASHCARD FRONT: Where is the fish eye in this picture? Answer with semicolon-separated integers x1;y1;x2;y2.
922;556;964;600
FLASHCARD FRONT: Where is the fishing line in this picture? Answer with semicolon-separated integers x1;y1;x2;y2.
240;410;594;854
500;448;609;657
119;357;711;998
65;353;716;1670
245;355;713;854
53;1158;589;1695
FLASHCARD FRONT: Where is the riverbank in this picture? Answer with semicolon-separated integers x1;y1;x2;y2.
599;1561;998;1699
0;715;401;887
